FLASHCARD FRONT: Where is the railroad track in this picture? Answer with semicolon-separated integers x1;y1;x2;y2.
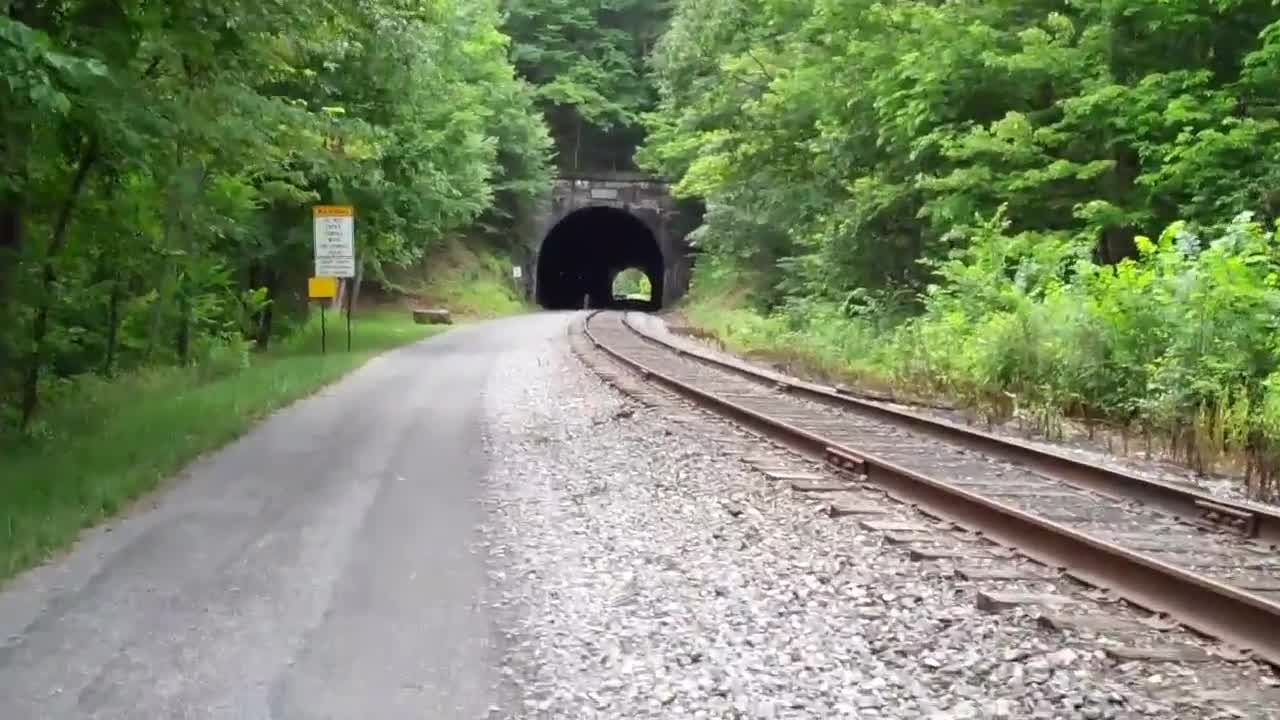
582;310;1280;667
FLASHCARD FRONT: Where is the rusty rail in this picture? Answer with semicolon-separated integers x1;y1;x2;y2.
618;313;1280;544
583;311;1280;667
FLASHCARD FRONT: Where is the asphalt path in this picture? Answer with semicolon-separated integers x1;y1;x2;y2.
0;312;576;719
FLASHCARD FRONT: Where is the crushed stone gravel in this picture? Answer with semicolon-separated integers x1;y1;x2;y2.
477;318;1278;719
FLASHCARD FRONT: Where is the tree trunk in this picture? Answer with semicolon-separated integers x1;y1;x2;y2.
256;267;277;349
175;294;190;362
0;197;21;304
91;229;123;376
573;112;583;171
174;205;190;362
0;108;29;305
0;124;20;260
2;0;44;301
1095;7;1140;265
20;135;99;429
103;275;120;376
146;147;185;361
350;254;366;311
173;161;206;363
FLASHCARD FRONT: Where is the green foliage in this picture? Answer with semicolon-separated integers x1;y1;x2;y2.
652;0;1280;496
0;309;443;581
1;0;553;430
688;215;1280;497
915;213;1280;480
646;0;1280;294
392;237;530;319
503;0;667;170
611;268;652;299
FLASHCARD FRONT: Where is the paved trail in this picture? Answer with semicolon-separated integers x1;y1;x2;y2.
0;313;576;720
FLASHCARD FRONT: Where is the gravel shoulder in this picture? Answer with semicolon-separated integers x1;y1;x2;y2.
481;316;1280;719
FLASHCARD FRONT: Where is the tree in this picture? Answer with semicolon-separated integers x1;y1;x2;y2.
643;0;1280;300
503;0;667;171
1;0;552;430
643;0;1280;495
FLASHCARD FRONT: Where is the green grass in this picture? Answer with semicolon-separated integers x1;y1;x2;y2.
429;272;528;318
0;308;444;582
679;284;911;401
404;238;530;319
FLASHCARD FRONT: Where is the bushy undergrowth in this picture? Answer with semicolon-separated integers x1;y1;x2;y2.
689;213;1280;499
395;239;529;320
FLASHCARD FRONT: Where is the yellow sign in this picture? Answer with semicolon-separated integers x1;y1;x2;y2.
309;276;338;299
313;205;354;218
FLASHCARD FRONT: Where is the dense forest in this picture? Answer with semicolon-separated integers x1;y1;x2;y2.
1;0;685;433
11;0;1280;494
504;0;667;172
641;0;1280;494
0;0;560;430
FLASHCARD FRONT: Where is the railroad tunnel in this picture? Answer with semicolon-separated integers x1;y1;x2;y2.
536;206;665;311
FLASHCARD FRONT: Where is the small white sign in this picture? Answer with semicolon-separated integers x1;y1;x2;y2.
314;206;355;277
512;266;523;279
590;188;619;200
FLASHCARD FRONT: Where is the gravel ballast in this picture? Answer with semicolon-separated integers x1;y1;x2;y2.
640;313;1275;509
479;316;1278;719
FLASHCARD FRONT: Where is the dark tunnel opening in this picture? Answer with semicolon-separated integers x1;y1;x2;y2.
536;206;665;311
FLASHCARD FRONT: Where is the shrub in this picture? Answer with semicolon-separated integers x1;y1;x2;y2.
193;335;254;381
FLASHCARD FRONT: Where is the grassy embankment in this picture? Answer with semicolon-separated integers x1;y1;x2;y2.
0;243;526;582
679;272;903;399
397;238;531;319
678;220;1280;503
0;310;442;580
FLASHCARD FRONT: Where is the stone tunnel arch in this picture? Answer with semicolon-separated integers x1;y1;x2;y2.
535;206;665;311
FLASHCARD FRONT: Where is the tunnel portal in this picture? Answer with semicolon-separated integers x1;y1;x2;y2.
535;206;665;311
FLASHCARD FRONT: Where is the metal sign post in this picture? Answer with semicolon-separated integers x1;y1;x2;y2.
308;276;338;354
512;265;525;298
313;205;356;351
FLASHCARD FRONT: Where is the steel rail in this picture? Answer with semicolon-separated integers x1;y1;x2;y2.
583;311;1280;667
617;313;1280;543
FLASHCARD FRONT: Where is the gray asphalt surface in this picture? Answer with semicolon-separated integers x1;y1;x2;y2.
0;312;576;719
